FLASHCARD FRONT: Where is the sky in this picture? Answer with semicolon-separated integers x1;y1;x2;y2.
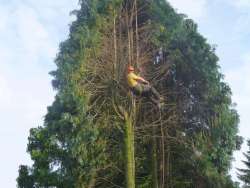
0;0;249;187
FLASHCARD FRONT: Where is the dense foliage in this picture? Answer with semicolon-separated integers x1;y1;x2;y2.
238;140;250;187
17;0;241;187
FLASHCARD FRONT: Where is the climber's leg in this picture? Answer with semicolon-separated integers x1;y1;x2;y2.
131;84;162;107
150;86;161;101
139;84;152;97
131;84;143;96
140;84;161;101
140;84;162;107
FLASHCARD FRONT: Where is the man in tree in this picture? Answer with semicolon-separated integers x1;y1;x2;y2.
127;65;162;107
237;139;250;187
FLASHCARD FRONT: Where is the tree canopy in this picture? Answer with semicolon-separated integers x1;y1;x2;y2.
17;0;241;188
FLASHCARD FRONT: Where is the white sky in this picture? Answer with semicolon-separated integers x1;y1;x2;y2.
0;0;78;187
0;0;249;187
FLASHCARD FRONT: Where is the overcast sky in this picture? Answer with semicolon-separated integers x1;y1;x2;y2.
0;0;250;187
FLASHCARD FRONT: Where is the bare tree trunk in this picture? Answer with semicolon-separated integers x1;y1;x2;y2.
124;3;136;187
126;11;131;66
167;145;171;188
152;126;159;188
113;10;117;79
160;111;165;188
87;170;97;188
124;114;136;188
130;27;134;64
135;0;139;68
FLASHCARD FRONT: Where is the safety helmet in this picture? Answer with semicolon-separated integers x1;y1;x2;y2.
128;65;135;72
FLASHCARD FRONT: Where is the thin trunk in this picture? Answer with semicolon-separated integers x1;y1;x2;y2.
118;14;123;78
152;126;159;188
87;170;97;188
126;12;131;65
131;99;136;183
130;27;134;64
135;0;139;68
113;10;117;79
167;145;171;188
160;111;165;188
130;0;135;64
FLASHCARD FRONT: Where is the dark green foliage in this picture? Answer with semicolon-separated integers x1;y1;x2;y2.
147;1;240;186
17;166;34;188
17;0;241;187
238;140;250;186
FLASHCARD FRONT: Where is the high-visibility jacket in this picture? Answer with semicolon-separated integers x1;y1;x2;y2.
127;72;141;87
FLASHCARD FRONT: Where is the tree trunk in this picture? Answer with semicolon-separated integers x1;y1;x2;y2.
160;112;165;188
124;115;136;188
135;0;139;68
113;10;117;79
151;127;159;188
87;170;97;188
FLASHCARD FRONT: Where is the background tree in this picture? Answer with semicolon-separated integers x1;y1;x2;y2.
238;139;250;187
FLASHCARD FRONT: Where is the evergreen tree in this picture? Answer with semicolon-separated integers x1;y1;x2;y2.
238;140;250;187
17;0;241;187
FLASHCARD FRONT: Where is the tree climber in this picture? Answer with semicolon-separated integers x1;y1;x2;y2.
127;65;162;108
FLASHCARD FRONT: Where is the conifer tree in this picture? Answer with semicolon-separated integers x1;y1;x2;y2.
238;140;250;187
17;1;241;187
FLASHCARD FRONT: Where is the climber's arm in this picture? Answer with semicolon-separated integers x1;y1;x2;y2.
135;75;149;84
